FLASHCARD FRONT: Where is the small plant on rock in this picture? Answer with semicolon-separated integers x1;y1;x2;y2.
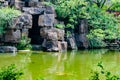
0;7;21;34
16;35;32;50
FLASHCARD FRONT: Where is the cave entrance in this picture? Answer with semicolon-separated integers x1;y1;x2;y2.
28;14;44;45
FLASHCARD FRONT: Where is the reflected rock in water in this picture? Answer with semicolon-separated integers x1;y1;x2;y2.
0;46;17;54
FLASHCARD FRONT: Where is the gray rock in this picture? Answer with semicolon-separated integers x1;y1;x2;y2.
58;41;67;51
46;31;58;41
42;39;59;52
14;1;25;10
40;28;64;41
28;1;39;7
4;29;21;43
45;6;55;14
22;7;44;15
38;13;54;27
52;28;64;41
67;35;77;50
0;46;17;53
8;0;15;7
78;19;88;34
10;13;32;29
75;34;88;49
0;1;8;8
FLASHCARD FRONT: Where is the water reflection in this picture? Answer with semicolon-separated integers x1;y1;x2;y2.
30;50;120;80
1;50;120;80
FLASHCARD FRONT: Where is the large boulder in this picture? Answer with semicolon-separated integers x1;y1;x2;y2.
42;39;59;52
53;28;64;41
0;1;8;8
46;31;58;41
40;28;64;41
42;40;67;52
8;0;15;7
38;13;55;27
14;1;25;10
75;34;88;49
45;6;55;14
28;0;42;7
0;46;17;53
41;27;66;52
58;41;67;51
4;29;21;43
9;13;32;29
22;7;44;15
66;35;77;50
75;19;88;34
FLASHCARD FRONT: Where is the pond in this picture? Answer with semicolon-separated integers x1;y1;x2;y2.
0;49;120;80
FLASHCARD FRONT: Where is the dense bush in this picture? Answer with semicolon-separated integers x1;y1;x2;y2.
87;6;119;48
87;29;106;48
55;0;89;29
0;7;21;34
0;64;23;80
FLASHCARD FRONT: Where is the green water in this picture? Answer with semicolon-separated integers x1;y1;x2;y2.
0;49;120;80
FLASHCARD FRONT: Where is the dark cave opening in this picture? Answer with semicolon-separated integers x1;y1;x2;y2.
28;14;44;45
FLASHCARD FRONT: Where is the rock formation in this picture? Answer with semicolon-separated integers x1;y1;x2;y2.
0;0;89;52
1;0;67;52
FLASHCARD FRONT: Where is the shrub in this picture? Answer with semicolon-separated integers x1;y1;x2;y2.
16;35;32;50
0;64;23;80
0;7;21;34
87;6;119;48
87;29;106;48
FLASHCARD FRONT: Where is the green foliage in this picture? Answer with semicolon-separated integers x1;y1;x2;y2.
109;0;120;11
87;29;106;48
87;6;119;48
16;35;32;50
110;4;120;12
0;7;21;34
0;64;23;80
54;0;119;48
89;71;100;80
54;24;65;29
88;7;118;30
55;0;89;29
89;62;120;80
42;2;53;6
